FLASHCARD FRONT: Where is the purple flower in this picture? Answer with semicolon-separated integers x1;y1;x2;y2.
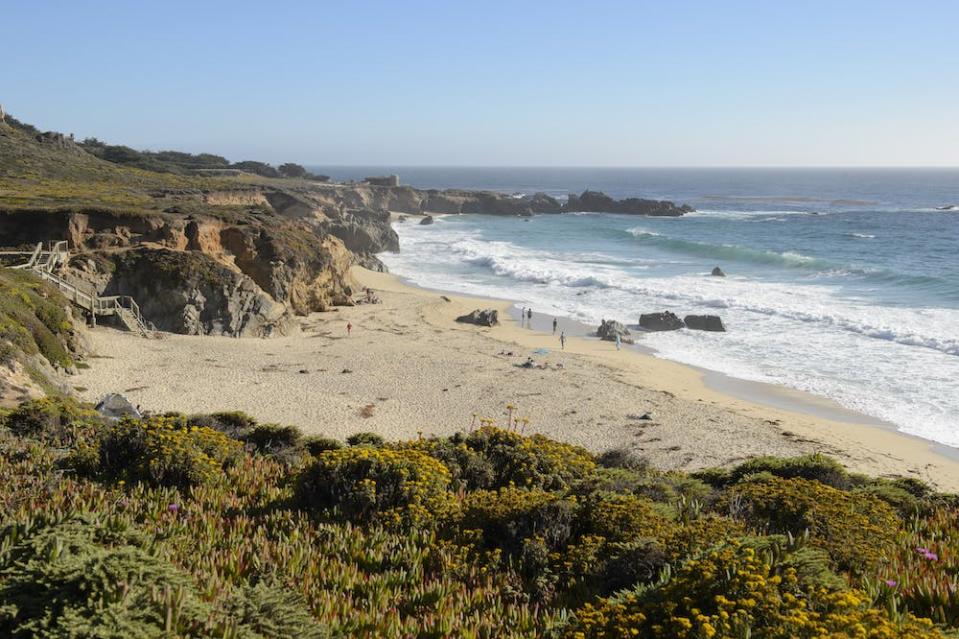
168;503;180;514
916;546;930;554
885;579;898;587
924;551;939;561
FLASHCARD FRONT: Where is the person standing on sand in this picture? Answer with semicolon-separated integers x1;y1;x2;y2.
521;307;526;327
560;331;566;350
615;334;621;351
552;317;558;334
527;308;533;326
347;322;352;336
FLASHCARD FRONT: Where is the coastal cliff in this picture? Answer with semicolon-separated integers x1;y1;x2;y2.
0;113;693;341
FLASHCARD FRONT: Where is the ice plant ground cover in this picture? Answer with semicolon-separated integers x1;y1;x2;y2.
1;397;959;637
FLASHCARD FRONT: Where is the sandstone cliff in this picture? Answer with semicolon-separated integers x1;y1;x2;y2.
0;114;695;342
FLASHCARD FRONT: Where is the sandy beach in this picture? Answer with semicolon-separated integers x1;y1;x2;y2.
74;266;959;491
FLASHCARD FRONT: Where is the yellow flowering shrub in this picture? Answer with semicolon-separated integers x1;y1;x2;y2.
81;415;243;489
460;486;577;553
295;446;455;527
461;426;596;490
724;476;900;572
397;426;597;492
579;492;678;543
566;540;944;639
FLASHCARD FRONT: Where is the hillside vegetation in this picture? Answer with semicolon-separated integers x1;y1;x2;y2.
0;267;83;402
1;398;958;638
0;115;396;338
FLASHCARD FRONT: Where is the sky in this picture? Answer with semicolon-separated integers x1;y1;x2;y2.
2;1;958;167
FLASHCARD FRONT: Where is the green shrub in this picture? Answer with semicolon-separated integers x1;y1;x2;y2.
0;268;79;371
458;426;596;491
634;472;714;506
242;423;302;454
404;435;496;490
854;482;922;517
81;415;244;489
461;487;578;554
724;476;900;572
220;582;330;639
577;492;677;544
3;396;100;445
572;467;646;495
0;516;216;638
210;410;259;437
346;431;385;447
597;447;649;472
302;435;344;456
696;453;851;489
296;446;454;527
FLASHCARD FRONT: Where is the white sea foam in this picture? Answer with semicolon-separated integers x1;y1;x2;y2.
385;218;959;446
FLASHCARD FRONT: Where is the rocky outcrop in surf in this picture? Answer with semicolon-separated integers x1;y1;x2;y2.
639;312;685;331
565;190;693;216
597;319;634;343
684;315;726;332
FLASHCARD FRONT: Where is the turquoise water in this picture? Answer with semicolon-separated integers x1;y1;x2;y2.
314;168;959;446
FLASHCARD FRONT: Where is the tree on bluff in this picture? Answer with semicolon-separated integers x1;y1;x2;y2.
279;162;307;178
231;160;280;177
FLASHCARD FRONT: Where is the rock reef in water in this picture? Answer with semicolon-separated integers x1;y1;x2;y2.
684;315;726;332
639;312;685;331
565;190;694;216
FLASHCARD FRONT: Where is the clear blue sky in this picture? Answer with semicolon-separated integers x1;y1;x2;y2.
2;1;957;166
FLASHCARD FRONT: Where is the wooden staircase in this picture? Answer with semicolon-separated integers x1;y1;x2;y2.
3;241;153;335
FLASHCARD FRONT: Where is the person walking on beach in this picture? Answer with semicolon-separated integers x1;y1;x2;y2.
552;317;558;334
346;322;352;336
560;331;566;350
615;334;621;351
521;307;527;327
527;307;533;327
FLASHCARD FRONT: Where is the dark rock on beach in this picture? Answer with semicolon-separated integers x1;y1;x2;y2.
456;308;499;327
597;319;634;343
419;215;434;225
711;266;726;277
96;393;141;420
639;311;685;331
684;315;726;332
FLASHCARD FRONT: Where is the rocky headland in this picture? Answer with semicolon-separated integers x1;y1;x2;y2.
0;113;694;347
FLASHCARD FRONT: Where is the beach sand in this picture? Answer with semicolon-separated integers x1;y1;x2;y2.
74;266;959;491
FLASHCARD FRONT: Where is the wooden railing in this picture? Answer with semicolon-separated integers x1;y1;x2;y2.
8;240;151;335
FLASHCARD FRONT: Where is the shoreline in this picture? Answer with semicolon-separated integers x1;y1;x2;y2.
71;265;959;491
354;266;959;489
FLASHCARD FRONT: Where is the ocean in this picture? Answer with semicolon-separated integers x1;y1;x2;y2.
312;167;959;447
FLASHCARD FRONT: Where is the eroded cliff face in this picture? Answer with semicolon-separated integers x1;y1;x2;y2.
105;248;292;337
0;205;361;338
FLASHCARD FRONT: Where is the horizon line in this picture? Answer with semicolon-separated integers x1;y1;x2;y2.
302;164;959;170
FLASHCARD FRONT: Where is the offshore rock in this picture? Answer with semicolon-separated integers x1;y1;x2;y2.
565;190;692;216
684;315;726;332
639;311;685;331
